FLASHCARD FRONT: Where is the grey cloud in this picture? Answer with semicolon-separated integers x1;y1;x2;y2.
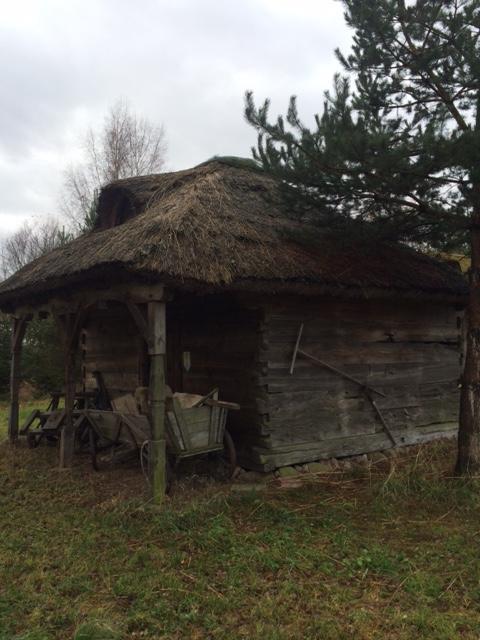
0;0;351;232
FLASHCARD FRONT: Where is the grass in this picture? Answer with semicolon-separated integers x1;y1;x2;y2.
0;398;52;441
1;400;479;639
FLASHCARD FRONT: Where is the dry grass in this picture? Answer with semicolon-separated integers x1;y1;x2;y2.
0;401;479;640
0;160;466;308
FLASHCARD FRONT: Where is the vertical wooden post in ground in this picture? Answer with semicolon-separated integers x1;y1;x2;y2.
56;311;82;469
8;316;28;443
60;334;76;468
148;301;167;503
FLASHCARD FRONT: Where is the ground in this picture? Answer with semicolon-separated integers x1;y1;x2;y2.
0;400;479;639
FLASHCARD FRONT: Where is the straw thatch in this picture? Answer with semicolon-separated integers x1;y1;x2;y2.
0;158;467;309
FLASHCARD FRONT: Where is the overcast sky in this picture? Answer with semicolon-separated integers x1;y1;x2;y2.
0;0;352;237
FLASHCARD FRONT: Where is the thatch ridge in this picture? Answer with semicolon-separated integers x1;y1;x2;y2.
0;160;467;308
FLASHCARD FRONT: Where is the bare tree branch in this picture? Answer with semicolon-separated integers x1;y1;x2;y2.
1;219;71;279
62;100;167;233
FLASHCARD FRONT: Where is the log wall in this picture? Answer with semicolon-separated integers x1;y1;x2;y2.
82;304;143;400
249;297;462;470
80;295;463;472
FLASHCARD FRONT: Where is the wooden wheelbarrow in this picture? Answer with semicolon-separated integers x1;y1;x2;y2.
164;388;240;479
83;388;240;486
20;391;98;448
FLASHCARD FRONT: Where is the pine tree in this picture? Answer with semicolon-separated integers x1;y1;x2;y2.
245;0;480;474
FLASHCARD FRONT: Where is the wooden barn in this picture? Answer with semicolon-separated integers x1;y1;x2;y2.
0;158;467;496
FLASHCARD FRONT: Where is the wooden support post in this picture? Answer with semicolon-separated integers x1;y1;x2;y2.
55;311;82;468
8;316;28;443
148;301;167;503
60;336;76;468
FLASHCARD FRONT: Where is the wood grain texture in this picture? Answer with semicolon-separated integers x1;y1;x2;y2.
80;293;462;472
240;297;462;470
82;304;142;399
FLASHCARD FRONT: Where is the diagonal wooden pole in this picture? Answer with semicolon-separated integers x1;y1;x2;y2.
289;323;386;397
289;322;396;447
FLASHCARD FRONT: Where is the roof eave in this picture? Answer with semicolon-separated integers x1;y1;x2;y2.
0;266;467;314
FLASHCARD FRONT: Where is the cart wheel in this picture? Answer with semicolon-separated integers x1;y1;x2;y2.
89;426;125;472
220;430;237;479
27;432;42;449
89;427;101;471
45;435;58;447
75;421;90;453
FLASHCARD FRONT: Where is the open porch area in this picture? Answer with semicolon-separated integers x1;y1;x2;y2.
6;281;170;501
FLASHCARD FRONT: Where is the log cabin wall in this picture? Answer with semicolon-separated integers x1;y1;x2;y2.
81;303;144;400
79;294;462;472
249;296;463;471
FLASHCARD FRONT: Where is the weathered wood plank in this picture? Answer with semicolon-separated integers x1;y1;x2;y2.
267;342;459;366
148;301;166;503
243;422;458;470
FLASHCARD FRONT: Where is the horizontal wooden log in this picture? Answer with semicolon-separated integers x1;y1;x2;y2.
242;421;458;471
265;299;459;325
267;342;458;366
261;362;460;393
265;326;459;345
267;390;457;424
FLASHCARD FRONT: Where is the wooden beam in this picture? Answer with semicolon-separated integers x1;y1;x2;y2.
67;307;89;354
56;311;82;468
148;301;166;355
54;284;165;316
12;283;165;318
148;301;167;503
8;316;28;443
59;344;76;467
126;301;149;344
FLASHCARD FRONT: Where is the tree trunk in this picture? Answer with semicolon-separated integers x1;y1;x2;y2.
456;220;480;474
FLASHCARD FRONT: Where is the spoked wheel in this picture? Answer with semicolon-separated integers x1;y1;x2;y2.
75;421;91;454
89;427;124;471
222;430;237;478
26;431;43;449
90;438;137;471
211;430;237;480
89;427;102;471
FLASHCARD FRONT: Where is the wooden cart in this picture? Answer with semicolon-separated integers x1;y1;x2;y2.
19;372;111;448
20;390;98;448
86;388;240;483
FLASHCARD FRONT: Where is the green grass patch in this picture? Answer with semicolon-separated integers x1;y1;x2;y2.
0;402;479;639
0;398;51;440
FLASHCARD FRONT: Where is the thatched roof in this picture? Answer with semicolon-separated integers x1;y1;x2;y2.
0;158;467;310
